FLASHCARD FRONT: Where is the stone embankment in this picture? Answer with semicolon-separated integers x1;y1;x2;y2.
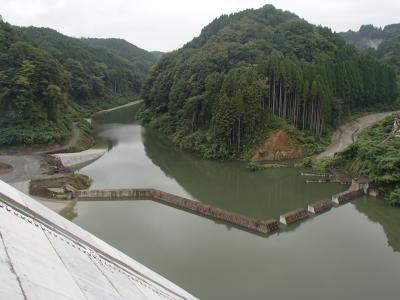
76;188;280;235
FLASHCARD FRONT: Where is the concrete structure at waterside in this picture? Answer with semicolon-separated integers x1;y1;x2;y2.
308;199;333;214
279;208;309;225
332;189;365;205
52;148;107;169
76;188;280;234
0;179;197;300
351;176;370;194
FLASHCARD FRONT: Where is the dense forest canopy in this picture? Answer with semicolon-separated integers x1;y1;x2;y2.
376;37;400;75
140;5;398;159
0;21;155;145
18;26;154;104
341;23;400;95
0;21;73;144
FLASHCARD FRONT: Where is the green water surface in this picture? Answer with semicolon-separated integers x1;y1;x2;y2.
72;105;400;300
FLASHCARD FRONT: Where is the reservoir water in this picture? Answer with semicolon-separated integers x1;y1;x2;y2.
72;105;400;300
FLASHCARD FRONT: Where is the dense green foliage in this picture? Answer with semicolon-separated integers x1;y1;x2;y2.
0;21;73;145
0;21;154;146
335;115;400;205
140;5;398;159
18;26;154;104
340;24;400;50
376;37;400;75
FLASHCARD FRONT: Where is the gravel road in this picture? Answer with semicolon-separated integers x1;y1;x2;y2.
316;112;396;159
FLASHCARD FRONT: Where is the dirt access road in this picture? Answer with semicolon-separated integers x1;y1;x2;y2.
0;101;143;183
316;111;396;159
0;123;80;183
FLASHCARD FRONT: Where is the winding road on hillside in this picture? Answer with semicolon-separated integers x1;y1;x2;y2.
316;111;396;159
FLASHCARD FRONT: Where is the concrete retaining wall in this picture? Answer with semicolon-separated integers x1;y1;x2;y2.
76;188;279;235
280;208;309;225
308;199;332;214
332;189;364;205
76;178;368;235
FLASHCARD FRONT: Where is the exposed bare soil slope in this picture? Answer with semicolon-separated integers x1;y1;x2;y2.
251;130;305;161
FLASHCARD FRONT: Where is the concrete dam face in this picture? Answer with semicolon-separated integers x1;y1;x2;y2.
0;179;197;300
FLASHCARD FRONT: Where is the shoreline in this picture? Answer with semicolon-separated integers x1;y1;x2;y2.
0;100;144;213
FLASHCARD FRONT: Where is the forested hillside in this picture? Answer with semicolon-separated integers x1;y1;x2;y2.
341;23;400;93
18;26;153;106
0;21;74;145
140;5;398;159
0;22;155;146
376;37;400;75
340;24;400;50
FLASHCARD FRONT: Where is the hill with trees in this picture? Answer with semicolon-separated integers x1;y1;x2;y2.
376;37;400;75
18;26;154;106
139;4;398;159
0;21;75;145
0;21;155;146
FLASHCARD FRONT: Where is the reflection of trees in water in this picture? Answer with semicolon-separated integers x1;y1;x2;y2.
354;197;400;253
91;104;142;152
93;104;140;125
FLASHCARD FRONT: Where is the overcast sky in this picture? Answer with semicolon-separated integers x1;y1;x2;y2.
1;0;399;52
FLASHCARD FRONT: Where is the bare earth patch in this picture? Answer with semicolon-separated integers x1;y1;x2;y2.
251;130;305;161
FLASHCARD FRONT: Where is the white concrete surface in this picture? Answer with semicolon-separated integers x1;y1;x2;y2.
53;149;107;169
0;179;198;300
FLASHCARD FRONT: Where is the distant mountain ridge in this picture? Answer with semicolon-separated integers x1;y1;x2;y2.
339;23;400;49
81;37;156;71
340;23;400;75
